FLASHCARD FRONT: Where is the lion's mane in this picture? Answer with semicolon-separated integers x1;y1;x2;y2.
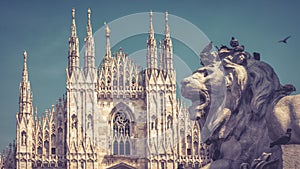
242;59;281;120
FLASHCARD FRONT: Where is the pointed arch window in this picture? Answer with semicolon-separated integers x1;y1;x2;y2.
187;135;192;155
58;127;63;143
87;114;93;130
167;115;172;129
38;146;42;155
44;140;49;155
119;141;124;155
112;111;131;155
51;134;56;145
151;115;157;130
194;141;199;155
113;141;118;155
125;141;130;155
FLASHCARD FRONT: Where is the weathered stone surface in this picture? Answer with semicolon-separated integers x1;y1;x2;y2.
282;145;300;169
181;38;300;169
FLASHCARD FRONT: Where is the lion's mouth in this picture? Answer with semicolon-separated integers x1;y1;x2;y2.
188;90;210;120
198;90;210;108
181;79;211;120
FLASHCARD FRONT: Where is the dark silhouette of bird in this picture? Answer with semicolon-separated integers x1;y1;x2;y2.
253;52;260;61
278;35;291;44
270;128;292;148
275;84;296;97
230;37;239;47
281;84;296;95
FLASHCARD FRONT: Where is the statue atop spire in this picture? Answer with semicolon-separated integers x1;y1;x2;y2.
71;8;77;37
104;22;111;58
165;11;170;39
22;51;28;82
86;8;92;36
23;51;27;61
105;22;111;36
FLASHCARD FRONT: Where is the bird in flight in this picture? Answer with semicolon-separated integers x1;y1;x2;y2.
278;35;291;44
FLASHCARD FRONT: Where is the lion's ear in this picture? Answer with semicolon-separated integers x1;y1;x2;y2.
200;42;218;65
222;57;235;69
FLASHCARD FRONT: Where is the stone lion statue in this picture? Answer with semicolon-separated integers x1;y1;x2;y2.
181;38;300;169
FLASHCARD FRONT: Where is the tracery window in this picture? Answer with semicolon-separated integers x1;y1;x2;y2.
112;111;131;155
167;115;172;129
44;140;49;155
51;134;56;146
87;114;93;130
58;127;63;144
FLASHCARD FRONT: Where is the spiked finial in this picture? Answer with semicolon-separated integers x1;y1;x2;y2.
87;8;92;36
165;11;170;38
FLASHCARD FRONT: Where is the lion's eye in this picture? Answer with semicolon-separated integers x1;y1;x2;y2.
203;71;208;77
193;69;209;77
198;69;209;77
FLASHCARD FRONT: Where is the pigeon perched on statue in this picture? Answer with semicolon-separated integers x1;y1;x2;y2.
230;37;239;47
270;128;292;148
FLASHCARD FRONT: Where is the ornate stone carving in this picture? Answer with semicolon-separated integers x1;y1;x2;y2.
181;38;300;169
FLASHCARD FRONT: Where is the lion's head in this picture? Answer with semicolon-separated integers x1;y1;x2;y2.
181;61;225;120
181;40;282;141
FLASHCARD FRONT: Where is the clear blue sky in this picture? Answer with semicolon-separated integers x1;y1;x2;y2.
0;0;300;150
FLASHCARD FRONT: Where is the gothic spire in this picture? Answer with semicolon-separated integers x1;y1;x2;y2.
163;11;173;73
19;51;32;115
68;8;80;74
147;10;157;69
105;22;111;58
84;8;95;72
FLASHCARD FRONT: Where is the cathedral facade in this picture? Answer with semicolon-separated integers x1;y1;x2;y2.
0;9;210;169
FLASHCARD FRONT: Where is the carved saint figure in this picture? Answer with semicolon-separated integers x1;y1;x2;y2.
21;131;26;145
